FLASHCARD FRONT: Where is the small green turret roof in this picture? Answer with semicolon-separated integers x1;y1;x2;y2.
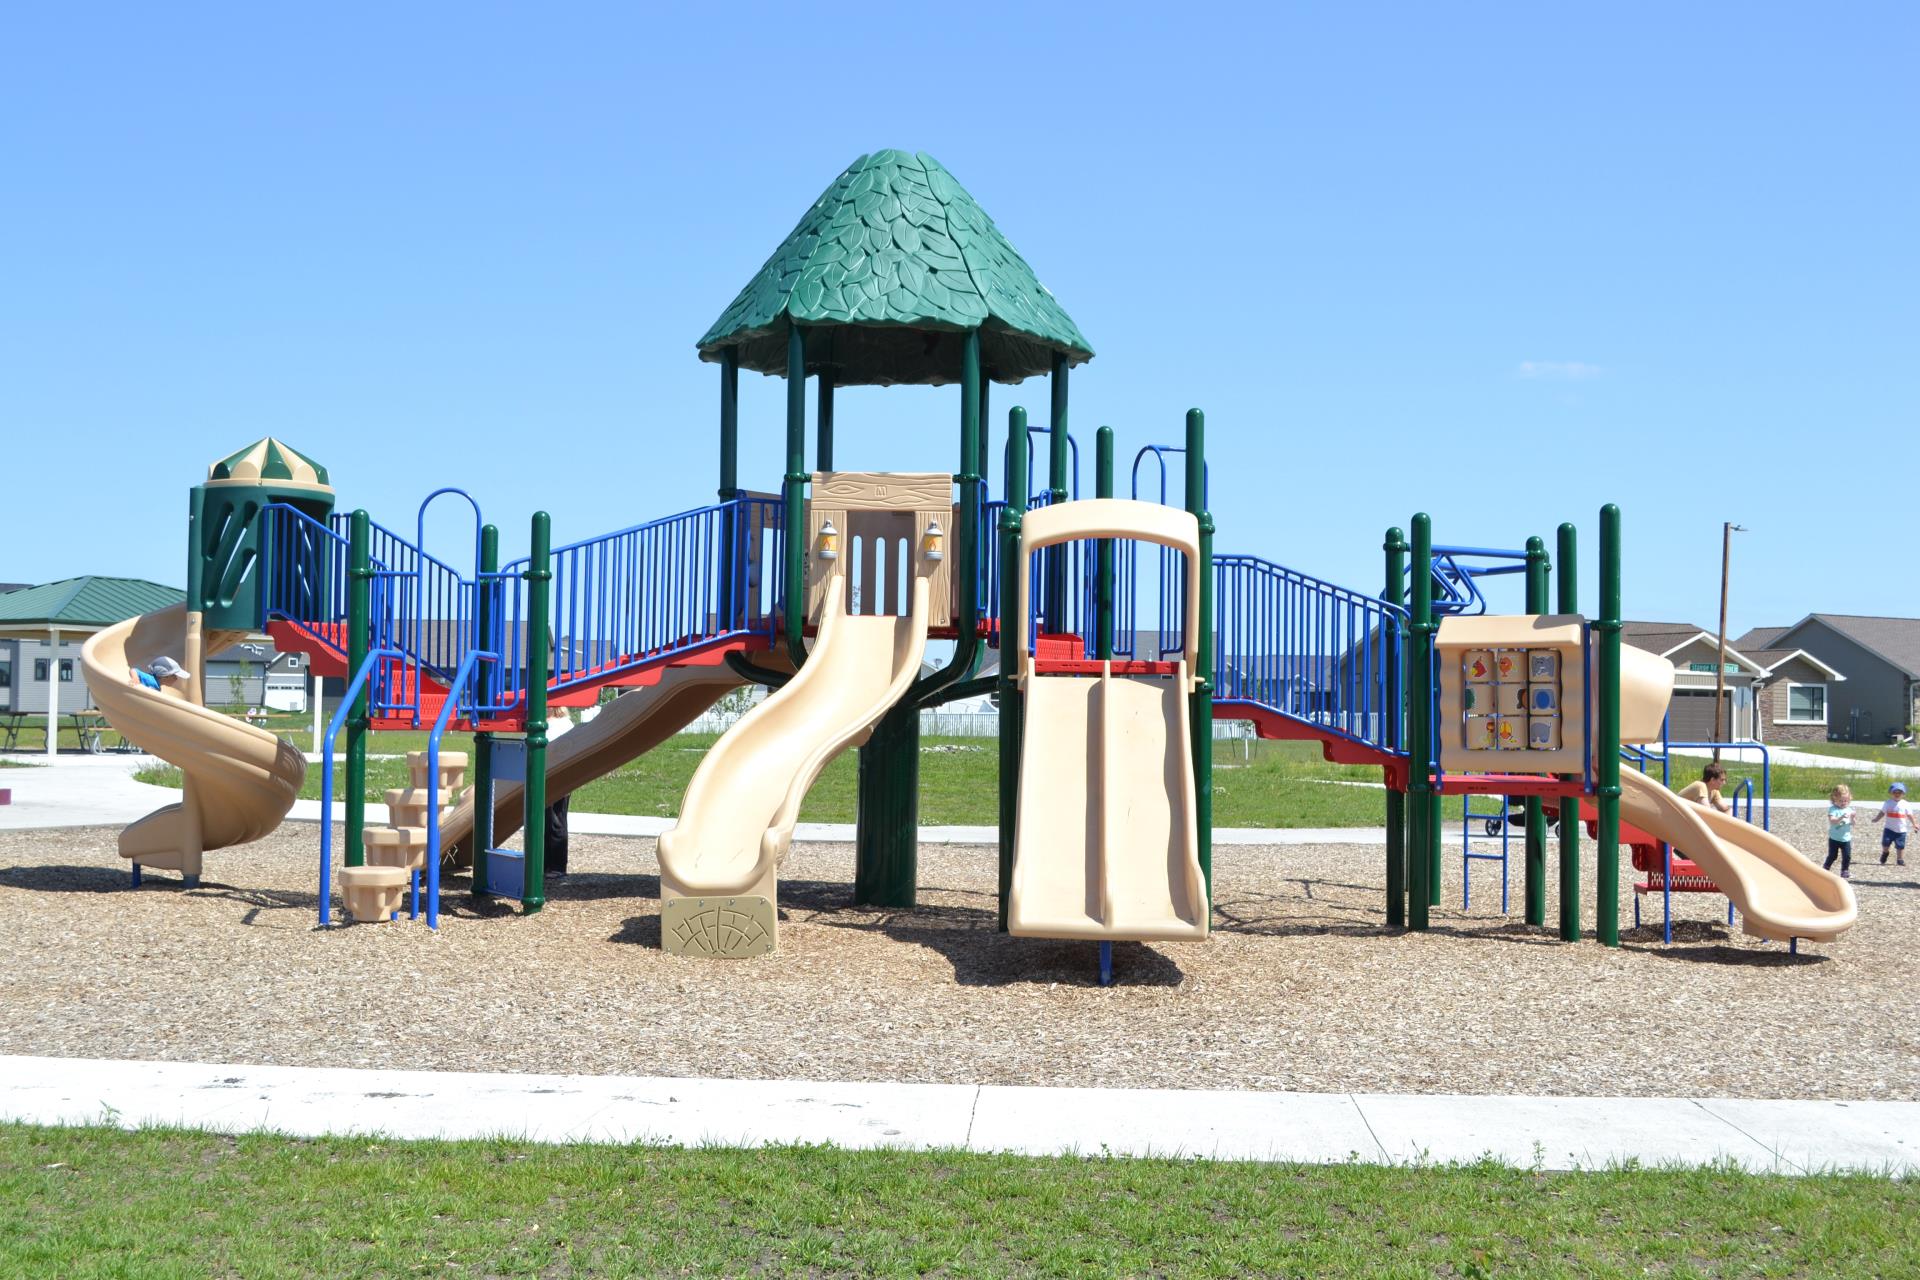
699;150;1093;387
207;438;331;492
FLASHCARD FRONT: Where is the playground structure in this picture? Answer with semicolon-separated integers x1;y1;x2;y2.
82;149;1856;968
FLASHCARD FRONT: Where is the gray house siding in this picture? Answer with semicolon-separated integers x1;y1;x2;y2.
1777;621;1909;742
9;635;93;714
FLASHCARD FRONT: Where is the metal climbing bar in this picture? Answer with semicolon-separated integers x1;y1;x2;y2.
1211;554;1410;755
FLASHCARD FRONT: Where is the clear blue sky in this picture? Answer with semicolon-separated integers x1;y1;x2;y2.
3;4;1913;635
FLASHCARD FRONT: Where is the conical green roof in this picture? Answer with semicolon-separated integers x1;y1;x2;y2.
698;150;1093;387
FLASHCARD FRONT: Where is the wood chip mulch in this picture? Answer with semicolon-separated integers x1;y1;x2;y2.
2;808;1913;1100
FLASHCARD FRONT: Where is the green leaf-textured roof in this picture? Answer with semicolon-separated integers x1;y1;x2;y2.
0;577;185;627
698;150;1093;387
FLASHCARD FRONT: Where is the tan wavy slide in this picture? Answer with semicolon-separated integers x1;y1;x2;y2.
1617;767;1856;943
439;658;755;862
81;605;305;883
657;580;931;957
1006;498;1208;943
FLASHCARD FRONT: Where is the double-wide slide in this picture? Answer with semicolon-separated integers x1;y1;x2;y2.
1617;767;1856;943
81;606;306;881
656;584;931;957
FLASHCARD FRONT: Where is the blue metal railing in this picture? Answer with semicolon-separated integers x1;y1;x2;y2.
318;645;404;927
262;504;350;639
502;496;784;697
422;645;494;928
1211;555;1410;756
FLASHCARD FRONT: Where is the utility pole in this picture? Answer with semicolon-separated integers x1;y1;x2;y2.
1713;522;1748;759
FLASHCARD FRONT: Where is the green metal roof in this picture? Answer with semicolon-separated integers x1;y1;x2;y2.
0;577;184;627
698;150;1093;386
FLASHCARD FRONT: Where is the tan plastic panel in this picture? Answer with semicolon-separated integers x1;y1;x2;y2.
1008;666;1207;942
1435;614;1588;774
657;578;932;954
1618;768;1856;942
805;471;953;628
81;606;304;877
1617;644;1674;745
440;660;752;862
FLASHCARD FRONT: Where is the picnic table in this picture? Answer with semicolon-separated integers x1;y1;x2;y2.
0;710;128;753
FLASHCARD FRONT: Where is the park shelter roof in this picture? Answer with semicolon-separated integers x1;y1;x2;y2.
0;577;184;631
698;150;1093;387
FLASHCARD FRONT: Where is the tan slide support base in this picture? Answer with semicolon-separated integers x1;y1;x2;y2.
440;661;753;864
81;606;304;879
1618;768;1856;943
658;585;932;956
661;894;777;957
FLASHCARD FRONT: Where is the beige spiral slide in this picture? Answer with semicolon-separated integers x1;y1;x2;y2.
1617;767;1856;943
1007;499;1209;943
81;605;305;884
656;582;931;957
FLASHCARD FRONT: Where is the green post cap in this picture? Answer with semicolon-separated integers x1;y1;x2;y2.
698;150;1093;387
206;437;333;495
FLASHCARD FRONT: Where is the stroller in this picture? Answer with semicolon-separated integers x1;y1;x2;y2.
1481;796;1529;837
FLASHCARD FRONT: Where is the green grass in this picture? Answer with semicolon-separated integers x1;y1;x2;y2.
1785;741;1920;767
136;736;1463;828
3;1125;1912;1278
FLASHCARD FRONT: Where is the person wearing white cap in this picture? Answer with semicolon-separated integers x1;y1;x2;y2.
127;656;189;696
1873;781;1913;868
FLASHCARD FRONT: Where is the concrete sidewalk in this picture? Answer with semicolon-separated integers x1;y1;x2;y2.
0;753;178;831
1;1055;1911;1174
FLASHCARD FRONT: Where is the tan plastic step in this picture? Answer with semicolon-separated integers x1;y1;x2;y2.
340;865;409;923
407;750;469;791
362;826;428;871
384;787;457;831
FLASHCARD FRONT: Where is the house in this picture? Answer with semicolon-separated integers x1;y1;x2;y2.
1735;615;1920;744
1621;622;1769;742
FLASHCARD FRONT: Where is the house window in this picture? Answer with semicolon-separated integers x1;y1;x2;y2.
0;662;9;689
59;659;74;682
34;660;48;682
1779;682;1827;725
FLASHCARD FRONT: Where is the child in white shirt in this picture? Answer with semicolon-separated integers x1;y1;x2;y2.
1873;781;1913;867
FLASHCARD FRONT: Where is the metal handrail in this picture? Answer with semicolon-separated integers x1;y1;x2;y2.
318;645;404;927
1212;553;1411;756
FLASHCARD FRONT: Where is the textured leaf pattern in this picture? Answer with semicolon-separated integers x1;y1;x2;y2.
697;150;1092;384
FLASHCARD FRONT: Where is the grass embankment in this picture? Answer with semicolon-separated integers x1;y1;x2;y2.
1785;741;1920;767
136;736;1457;829
4;1125;1913;1278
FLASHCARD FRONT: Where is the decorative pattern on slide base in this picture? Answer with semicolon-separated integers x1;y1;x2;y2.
662;896;777;958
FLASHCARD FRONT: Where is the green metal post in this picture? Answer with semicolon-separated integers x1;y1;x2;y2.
997;406;1029;930
1383;526;1407;927
523;511;551;914
856;332;987;906
817;372;834;472
1523;535;1550;927
1044;354;1069;631
1557;522;1581;941
977;375;991;489
719;348;740;628
471;523;499;901
345;510;371;868
1596;504;1624;947
782;323;808;667
1095;426;1115;660
719;348;739;502
1407;513;1435;929
1186;410;1214;903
